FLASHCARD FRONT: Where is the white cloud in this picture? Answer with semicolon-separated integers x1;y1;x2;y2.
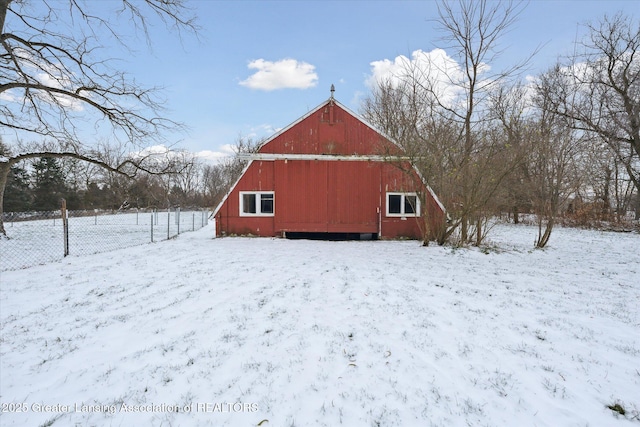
132;145;235;165
366;49;467;107
2;68;85;112
136;144;171;157
129;145;174;164
239;58;318;91
196;149;231;163
196;144;260;164
9;47;86;111
0;90;18;103
246;123;279;139
35;72;84;111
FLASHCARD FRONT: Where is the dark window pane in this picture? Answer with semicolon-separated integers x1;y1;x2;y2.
243;194;256;213
260;193;274;214
388;194;401;214
404;195;416;214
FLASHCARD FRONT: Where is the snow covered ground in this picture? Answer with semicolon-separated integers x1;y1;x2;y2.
0;210;208;271
1;223;638;426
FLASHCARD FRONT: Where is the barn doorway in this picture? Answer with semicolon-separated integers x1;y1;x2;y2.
284;232;378;241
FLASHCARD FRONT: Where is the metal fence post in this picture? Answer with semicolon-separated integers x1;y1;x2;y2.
61;199;69;257
2;208;214;271
177;207;180;235
167;208;170;240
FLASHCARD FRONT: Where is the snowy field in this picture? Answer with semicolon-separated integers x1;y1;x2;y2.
0;210;208;271
0;223;639;426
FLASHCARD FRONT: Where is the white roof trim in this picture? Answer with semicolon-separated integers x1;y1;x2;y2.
238;153;412;162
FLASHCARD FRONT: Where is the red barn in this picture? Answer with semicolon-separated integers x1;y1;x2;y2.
213;93;445;241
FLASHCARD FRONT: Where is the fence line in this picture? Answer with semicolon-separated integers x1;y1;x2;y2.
0;206;209;271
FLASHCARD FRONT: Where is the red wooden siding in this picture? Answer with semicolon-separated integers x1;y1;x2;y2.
214;99;445;240
217;161;276;236
326;161;379;233
260;103;389;156
274;160;328;232
273;160;380;234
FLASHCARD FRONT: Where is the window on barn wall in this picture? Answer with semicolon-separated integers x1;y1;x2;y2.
240;191;275;216
260;193;274;213
242;194;256;214
386;192;420;217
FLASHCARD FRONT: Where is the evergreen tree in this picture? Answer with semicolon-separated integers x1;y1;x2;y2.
3;164;32;212
83;182;107;210
31;157;68;211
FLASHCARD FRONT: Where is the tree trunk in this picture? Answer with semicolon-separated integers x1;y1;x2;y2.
420;209;431;247
475;217;483;246
460;215;468;244
536;217;555;248
603;166;611;221
0;0;10;34
436;220;450;246
0;161;10;236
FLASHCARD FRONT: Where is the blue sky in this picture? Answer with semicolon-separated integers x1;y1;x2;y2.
147;0;635;160
7;1;639;160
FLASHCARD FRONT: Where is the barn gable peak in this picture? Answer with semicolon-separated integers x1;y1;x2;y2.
254;94;397;157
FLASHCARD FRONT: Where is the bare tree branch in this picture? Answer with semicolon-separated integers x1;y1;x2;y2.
371;0;532;245
0;0;198;235
542;13;640;194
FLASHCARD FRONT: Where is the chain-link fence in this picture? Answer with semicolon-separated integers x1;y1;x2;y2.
0;207;209;271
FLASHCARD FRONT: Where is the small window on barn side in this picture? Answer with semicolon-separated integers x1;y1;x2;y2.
386;192;420;217
240;191;275;216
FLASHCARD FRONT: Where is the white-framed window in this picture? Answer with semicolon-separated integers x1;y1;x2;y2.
239;191;275;216
386;192;420;217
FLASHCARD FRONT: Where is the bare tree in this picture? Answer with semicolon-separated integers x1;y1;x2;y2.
527;67;586;247
169;151;202;206
543;13;640;195
202;162;229;208
364;0;531;245
203;135;262;209
432;0;532;244
0;0;197;235
490;82;532;225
